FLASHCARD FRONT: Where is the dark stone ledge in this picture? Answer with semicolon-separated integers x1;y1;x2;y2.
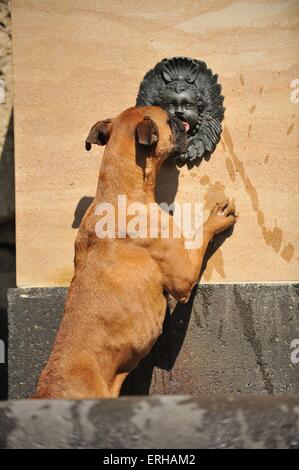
7;284;299;399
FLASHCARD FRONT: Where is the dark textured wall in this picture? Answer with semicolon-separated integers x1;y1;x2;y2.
7;284;299;399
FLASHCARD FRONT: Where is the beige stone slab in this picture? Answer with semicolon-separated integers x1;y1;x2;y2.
12;0;299;286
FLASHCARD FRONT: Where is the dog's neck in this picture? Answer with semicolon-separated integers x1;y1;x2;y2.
94;138;159;205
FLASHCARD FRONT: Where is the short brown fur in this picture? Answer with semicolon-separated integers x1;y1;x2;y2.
35;106;237;399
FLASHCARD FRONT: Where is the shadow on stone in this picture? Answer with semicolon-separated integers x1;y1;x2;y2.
0;110;16;400
121;227;235;396
121;286;197;395
72;196;93;228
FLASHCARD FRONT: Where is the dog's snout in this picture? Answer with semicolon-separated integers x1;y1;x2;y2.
168;115;188;157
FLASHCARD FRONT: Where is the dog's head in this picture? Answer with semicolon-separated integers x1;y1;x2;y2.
85;106;187;163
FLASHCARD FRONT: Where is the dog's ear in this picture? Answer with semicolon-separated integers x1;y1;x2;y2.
85;119;113;151
136;116;159;146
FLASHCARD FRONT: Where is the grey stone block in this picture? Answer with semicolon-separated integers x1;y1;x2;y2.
8;287;66;399
7;284;299;398
0;395;299;449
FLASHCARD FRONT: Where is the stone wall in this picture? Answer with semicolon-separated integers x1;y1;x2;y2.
8;285;299;399
2;0;299;406
11;0;299;287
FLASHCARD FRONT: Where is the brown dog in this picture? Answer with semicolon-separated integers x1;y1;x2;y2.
35;106;237;399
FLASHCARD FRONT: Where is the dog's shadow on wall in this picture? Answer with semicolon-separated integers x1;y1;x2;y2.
72;196;94;228
71;160;181;228
155;159;180;205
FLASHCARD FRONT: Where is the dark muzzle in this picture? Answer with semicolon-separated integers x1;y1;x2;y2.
167;113;188;158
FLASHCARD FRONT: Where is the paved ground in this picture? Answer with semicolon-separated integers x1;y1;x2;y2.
1;395;299;449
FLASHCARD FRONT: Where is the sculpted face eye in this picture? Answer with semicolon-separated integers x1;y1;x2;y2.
165;103;175;111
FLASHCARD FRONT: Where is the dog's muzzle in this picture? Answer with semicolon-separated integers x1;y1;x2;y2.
167;114;188;158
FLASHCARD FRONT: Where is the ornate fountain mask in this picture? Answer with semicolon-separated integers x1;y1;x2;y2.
136;57;225;164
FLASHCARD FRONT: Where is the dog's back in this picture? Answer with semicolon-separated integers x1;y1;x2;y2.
36;200;167;398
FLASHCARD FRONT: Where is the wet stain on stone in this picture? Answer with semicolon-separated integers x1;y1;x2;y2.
218;318;224;340
233;287;274;394
281;243;295;263
194;306;204;329
247;124;252;138
200;176;226;211
225;157;236;182
200;175;210;186
221;137;226;153
244;177;258;211
201;288;212;322
287;123;294;136
223;126;294;262
262;225;283;253
240;75;245;86
199;176;228;281
257;210;264;225
194;286;213;328
249;105;256;114
264;154;270;164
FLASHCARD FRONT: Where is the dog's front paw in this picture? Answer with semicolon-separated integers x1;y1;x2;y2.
205;199;238;236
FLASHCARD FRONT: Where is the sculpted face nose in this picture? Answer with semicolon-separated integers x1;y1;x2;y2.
175;107;184;119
